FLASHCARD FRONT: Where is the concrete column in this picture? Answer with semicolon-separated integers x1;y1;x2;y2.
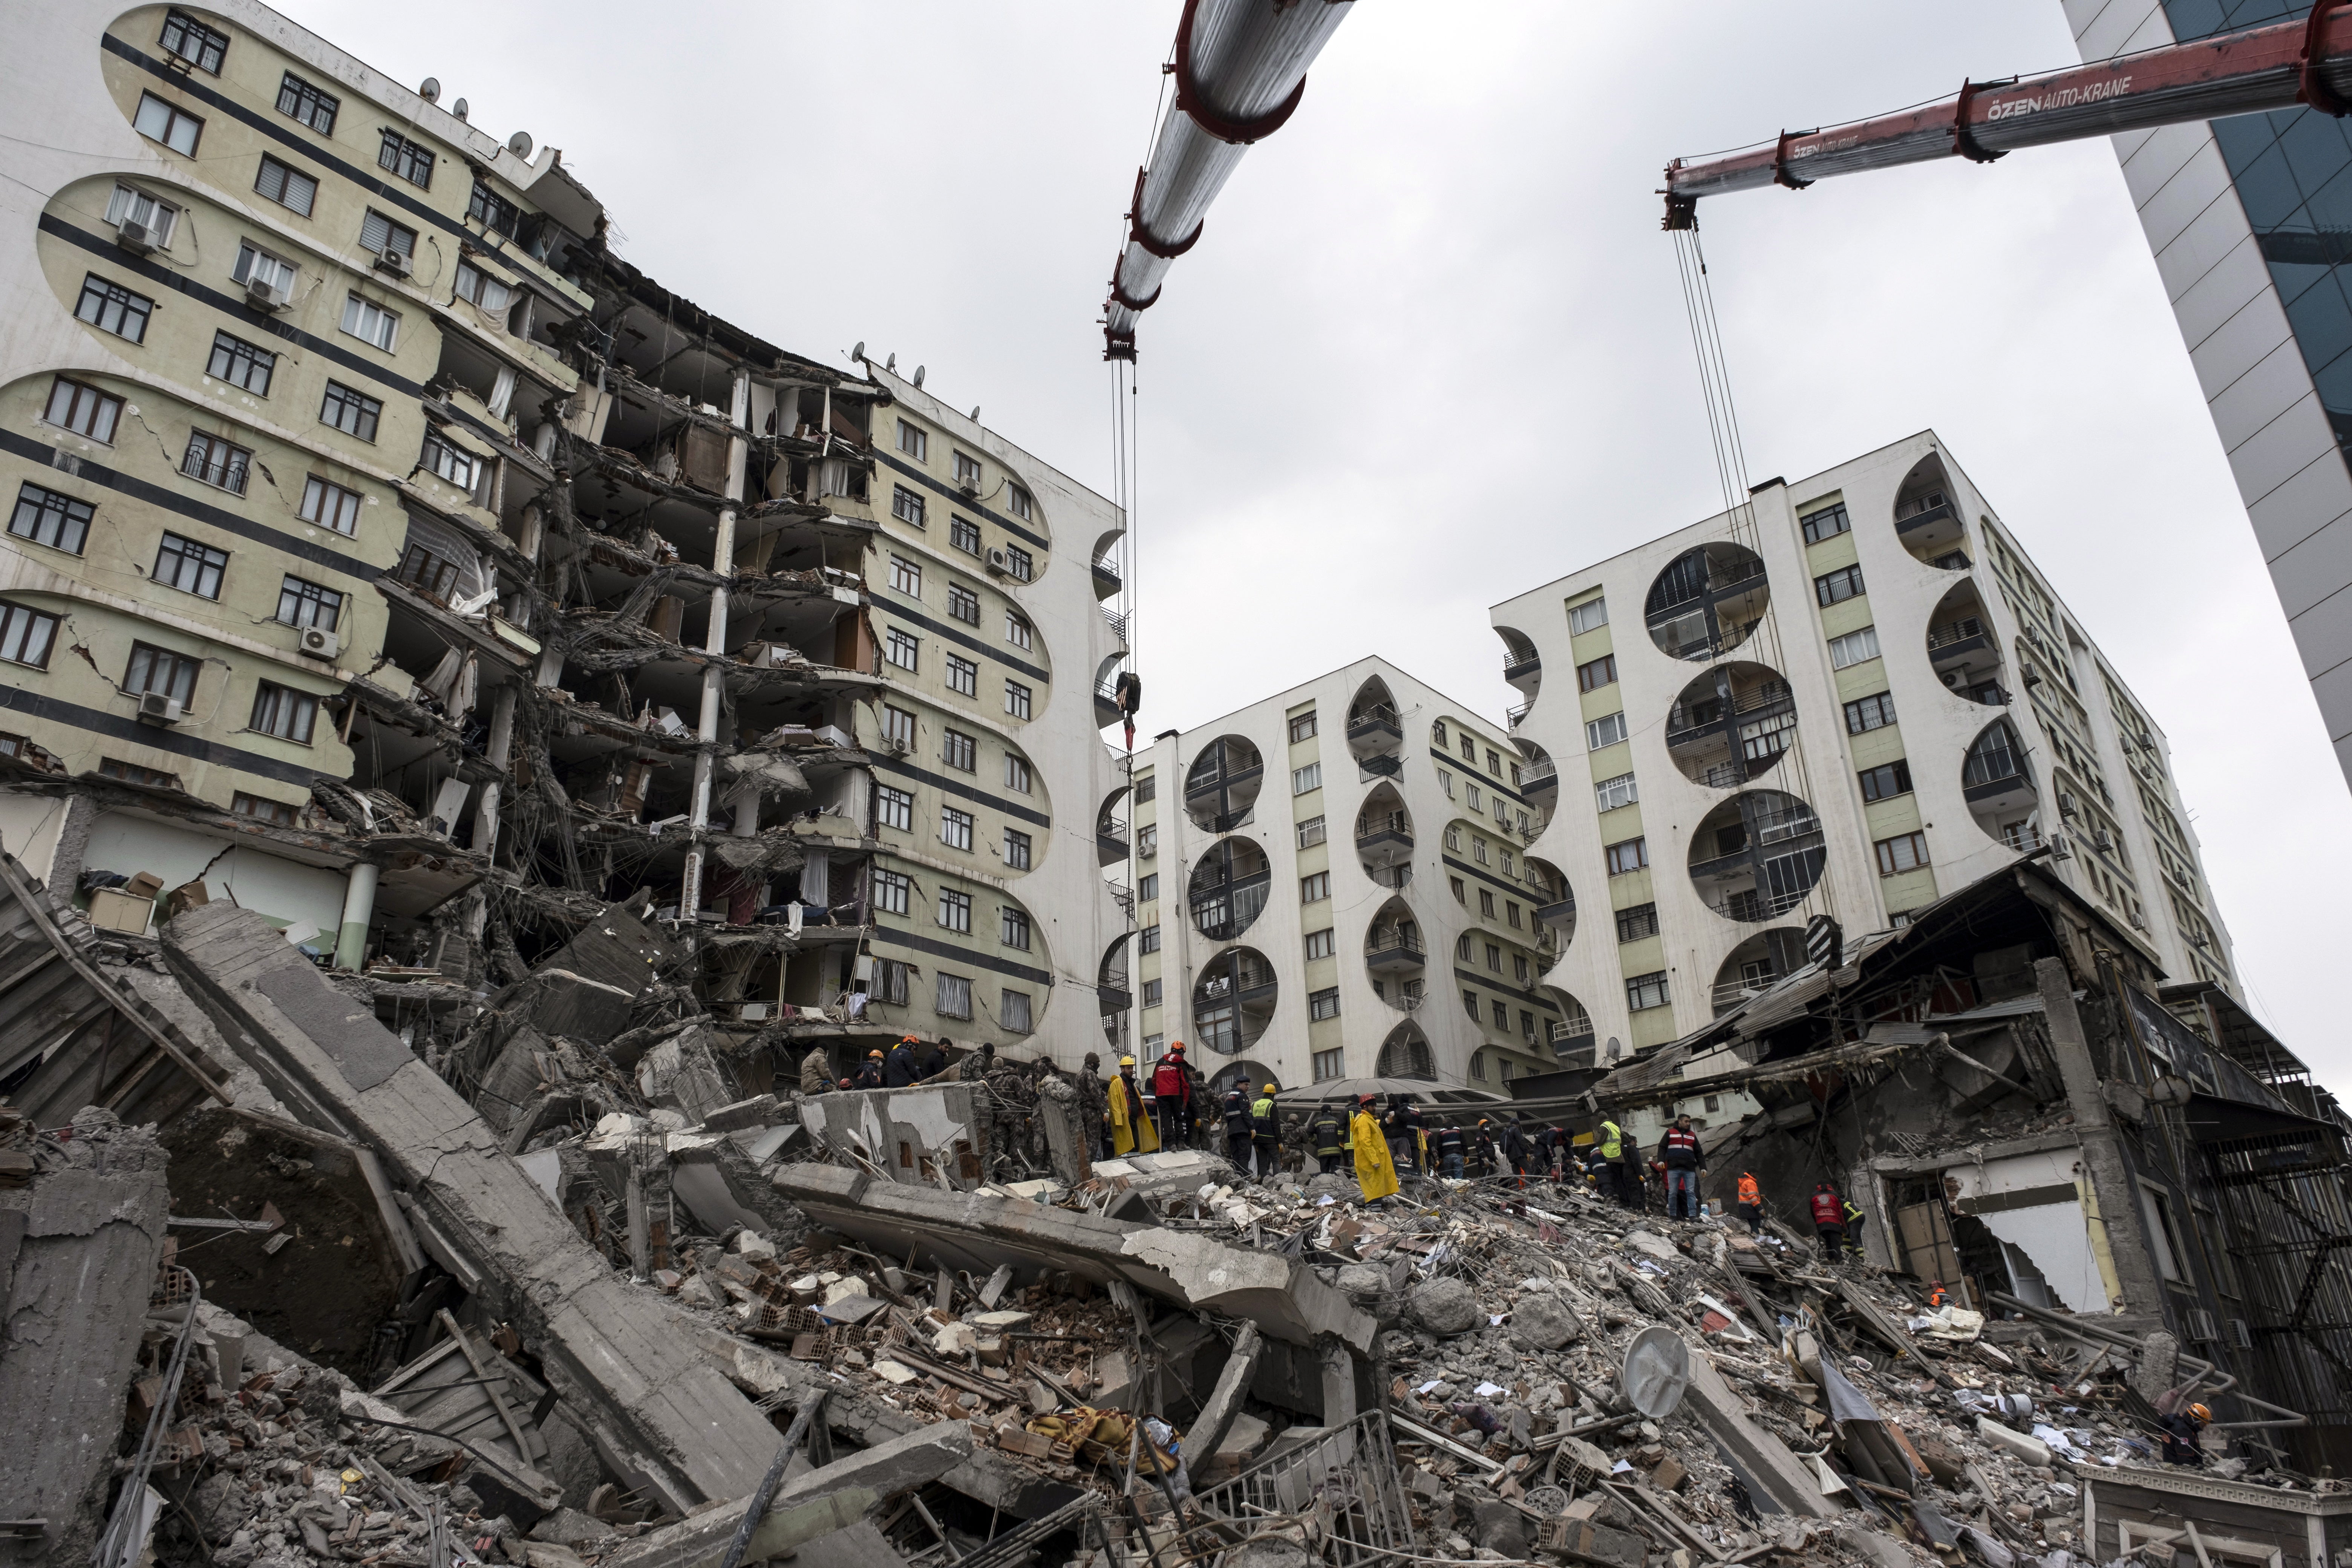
473;684;519;861
334;861;380;972
2035;957;2164;1315
1318;1340;1358;1426
681;374;750;919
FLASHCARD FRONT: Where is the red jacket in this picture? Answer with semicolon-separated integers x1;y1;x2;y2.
1810;1190;1844;1228
1152;1060;1193;1104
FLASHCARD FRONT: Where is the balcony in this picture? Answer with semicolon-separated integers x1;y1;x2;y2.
1365;933;1427;973
1108;884;1135;921
1366;864;1413;890
1101;605;1130;642
1346;706;1402;744
1099;970;1132;1013
1707;886;1807;922
1895;499;1955;537
1926;617;1989;660
1535;897;1576;928
1095;678;1124;728
1358;753;1402;781
1355;810;1414;867
1097;824;1129;866
1503;654;1542;685
1091;552;1122;599
1519;759;1558;794
1185;763;1263;800
1507;700;1531;728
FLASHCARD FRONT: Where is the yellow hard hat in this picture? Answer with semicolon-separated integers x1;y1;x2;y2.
1119;1055;1136;1067
1264;1083;1278;1093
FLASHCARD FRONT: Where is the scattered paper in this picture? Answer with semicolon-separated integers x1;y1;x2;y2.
1475;1382;1506;1398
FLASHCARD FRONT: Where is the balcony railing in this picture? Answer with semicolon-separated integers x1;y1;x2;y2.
1355;811;1412;841
1518;759;1557;789
1503;655;1542;683
1347;706;1401;739
1711;975;1778;1009
1963;749;2021;790
1507;700;1531;728
1358;753;1402;779
1895;499;1955;536
1366;934;1427;969
1535;897;1576;926
1102;605;1130;641
1926;617;1988;653
1366;865;1412;890
1091;553;1122;590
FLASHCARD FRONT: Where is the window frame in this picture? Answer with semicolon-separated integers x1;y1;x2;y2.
940;727;976;772
275;72;339;135
875;784;914;832
1858;759;1913;803
179;431;252;496
1844;691;1898;735
419;431;475;493
1874;830;1930;877
951;516;983;555
1594;771;1638;812
10;483;94;556
1799;501;1851;544
1615;903;1660;943
1004;827;1033;870
873;868;911;916
1289;712;1318;742
1300;871;1331;903
1309;987;1341;1021
44;378;121;444
133;92;204;156
106;184;179;247
75;275;153;343
945;654;979;697
937;888;973;933
1815;564;1867;607
248;681;319;745
1004;680;1032;720
1605;836;1649;875
1828;625;1881;669
885;626;920;671
1569;596;1608;634
889;554;923;597
360;209;420;260
1004;753;1033;793
1626;970;1671;1011
253;154;318;217
936;972;974;1020
892;485;926;527
126;642;199;705
1586;712;1628;751
340;293;400;353
275;574;343;631
0;599;60;670
1292;762;1321;795
467;178;522;237
946;581;980;623
1000;904;1031;950
298;476;362;535
206;331;276;396
159;9;230;72
1303;928;1337;960
1577;653;1617;693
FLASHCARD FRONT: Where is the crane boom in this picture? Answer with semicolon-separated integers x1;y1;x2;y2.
1662;3;2352;225
1101;0;1356;360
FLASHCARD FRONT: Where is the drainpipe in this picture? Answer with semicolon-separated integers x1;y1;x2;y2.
334;861;380;972
680;374;751;918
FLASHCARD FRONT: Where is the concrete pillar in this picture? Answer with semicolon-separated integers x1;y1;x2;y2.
681;374;750;919
1318;1340;1358;1426
2036;957;2164;1315
473;684;519;861
334;861;379;972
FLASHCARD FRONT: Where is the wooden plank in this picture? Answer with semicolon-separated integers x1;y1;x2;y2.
433;1309;536;1468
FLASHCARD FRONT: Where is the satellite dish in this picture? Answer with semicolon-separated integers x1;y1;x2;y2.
851;341;865;362
1622;1325;1691;1418
885;353;897;372
969;406;981;420
507;131;533;159
420;77;441;103
913;365;926;387
452;98;469;120
1605;1036;1623;1062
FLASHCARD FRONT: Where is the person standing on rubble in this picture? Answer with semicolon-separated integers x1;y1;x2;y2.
1735;1171;1766;1236
1386;1095;1424;1176
1433;1119;1467;1179
1079;1051;1112;1158
2157;1401;2211;1467
1189;1061;1216;1148
1310;1101;1349;1176
1251;1084;1280;1174
1472;1119;1498;1177
1810;1182;1847;1260
1221;1080;1254;1170
1152;1043;1197;1148
1110;1054;1159;1155
1660;1113;1706;1220
884;1035;920;1087
1596;1113;1632;1207
1280;1112;1308;1172
1841;1193;1870;1262
916;1035;950;1081
1352;1093;1399;1202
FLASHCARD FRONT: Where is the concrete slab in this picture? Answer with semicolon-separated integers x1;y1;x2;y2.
1682;1346;1839;1519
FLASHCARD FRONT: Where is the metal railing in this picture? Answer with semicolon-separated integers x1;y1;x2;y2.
1365;933;1426;963
1090;552;1122;585
1101;605;1130;640
1707;886;1808;921
1963;747;2022;789
1712;975;1777;1008
1183;1410;1416;1568
1366;865;1412;889
1926;617;1988;652
1503;654;1542;681
1506;700;1532;727
1347;704;1401;734
1518;759;1557;786
1355;811;1411;841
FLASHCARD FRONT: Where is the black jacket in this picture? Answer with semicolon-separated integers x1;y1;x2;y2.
1310;1111;1346;1153
883;1045;917;1087
853;1063;883;1090
1661;1127;1704;1170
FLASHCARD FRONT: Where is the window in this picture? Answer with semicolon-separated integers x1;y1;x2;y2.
1139;873;1159;902
1615;903;1660;942
75;276;153;343
1514;955;1531;983
1304;928;1336;961
1296;815;1326;848
1626;971;1670;1011
249;682;318;744
1486;747;1502;773
292;476;362;537
276;575;342;630
1463;989;1482;1021
1491;999;1510;1029
253;155;318;217
1479;890;1497;917
886;627;920;670
890;554;923;596
1443;825;1461;851
1005;545;1034;582
1309;988;1341;1021
1858;760;1913;802
876;785;913;831
1874;831;1929;877
1004;753;1032;793
1595;771;1638;812
452;261;511;314
897;420;929;460
341;294;398;352
1004;827;1032;870
1289;711;1318;743
106;184;178;247
179;432;250;495
1001;906;1031;949
1815;564;1866;606
1473;835;1490;864
1450;876;1467;903
98;757;181;789
1293;762;1321;794
126;643;198;704
359;210;419;260
1008;485;1035;520
953;451;981;486
1134;775;1156;804
936;973;974;1020
276;72;338;134
938;888;972;932
159;10;229;72
1301;871;1330;903
1460;733;1477;762
1484;941;1503;971
1799;501;1850;544
1586;712;1628;750
1138;824;1157;857
941;728;975;772
1004;612;1032;651
393;542;458;599
1500;850;1514;876
1140;923;1161;953
874;959;910;1004
945;655;978;697
945;582;979;623
232;792;299;827
1570;596;1608;634
893;486;926;527
2139;1185;2185;1282
1844;692;1898;734
1470;1051;1488;1081
1828;626;1880;669
1004;680;1032;720
1001;990;1033;1033
882;704;916;749
206;332;275;395
44;378;121;443
1466;784;1482;812
1508;903;1524;931
1313;1047;1345;1082
1577;654;1617;692
873;868;910;916
1606;837;1648;875
1142;978;1164;1008
467;179;522;237
11;484;93;555
233;242;296;296
1456;933;1474;962
0;601;58;669
134;92;204;155
951;516;982;554
1438;770;1455;798
419;432;475;491
374;130;436;188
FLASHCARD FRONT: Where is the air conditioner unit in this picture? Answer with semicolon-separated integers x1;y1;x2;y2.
136;692;184;725
2059;792;2080;818
117;219;156;256
299;626;341;659
958;482;978;498
1939;670;1963;689
2094;828;2114;852
885;737;909;755
983;547;1010;577
2047;832;2072;860
2185;1308;2219;1344
245;277;288;312
2128;909;2149;932
374;249;412;280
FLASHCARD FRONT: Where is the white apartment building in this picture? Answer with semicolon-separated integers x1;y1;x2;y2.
1491;431;2237;1064
1120;658;1565;1097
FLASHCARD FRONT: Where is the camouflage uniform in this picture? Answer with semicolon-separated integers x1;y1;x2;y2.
1077;1054;1112;1159
981;1057;1035;1179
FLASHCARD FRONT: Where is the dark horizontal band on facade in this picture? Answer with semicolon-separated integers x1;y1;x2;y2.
875;598;1049;684
1449;965;1564;1015
869;754;1051;829
873;451;1049;553
870;921;1055;986
0;683;328;787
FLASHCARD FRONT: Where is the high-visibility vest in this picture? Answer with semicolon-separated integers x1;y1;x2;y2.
1251;1097;1277;1136
1598;1121;1623;1159
1736;1174;1760;1206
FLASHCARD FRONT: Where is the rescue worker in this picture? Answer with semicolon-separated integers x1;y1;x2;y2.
1472;1120;1499;1177
854;1049;885;1090
1110;1055;1159;1155
1078;1052;1112;1158
1310;1101;1349;1176
980;1048;1035;1178
883;1035;920;1088
2157;1401;2211;1467
1385;1096;1424;1175
1841;1194;1870;1261
1251;1084;1280;1174
1735;1171;1765;1236
1434;1119;1468;1179
1810;1182;1847;1261
1221;1082;1254;1169
1595;1113;1632;1208
1152;1044;1197;1148
915;1036;950;1081
1582;1141;1612;1194
1927;1280;1948;1311
1280;1113;1308;1172
1660;1113;1706;1221
798;1044;831;1096
1352;1094;1399;1203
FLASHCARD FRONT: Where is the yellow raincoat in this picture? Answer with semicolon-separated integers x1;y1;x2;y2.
1110;1073;1159;1155
1352;1110;1398;1201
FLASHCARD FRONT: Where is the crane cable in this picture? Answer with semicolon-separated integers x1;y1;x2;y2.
1669;224;1840;946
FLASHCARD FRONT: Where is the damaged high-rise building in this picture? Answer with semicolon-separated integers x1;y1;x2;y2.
0;0;1133;1076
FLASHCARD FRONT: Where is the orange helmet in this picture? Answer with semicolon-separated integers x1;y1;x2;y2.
2188;1403;2212;1423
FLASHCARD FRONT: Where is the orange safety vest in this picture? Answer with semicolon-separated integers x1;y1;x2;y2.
1736;1174;1760;1206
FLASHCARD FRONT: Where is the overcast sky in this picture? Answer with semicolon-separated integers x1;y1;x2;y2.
295;0;2352;1081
